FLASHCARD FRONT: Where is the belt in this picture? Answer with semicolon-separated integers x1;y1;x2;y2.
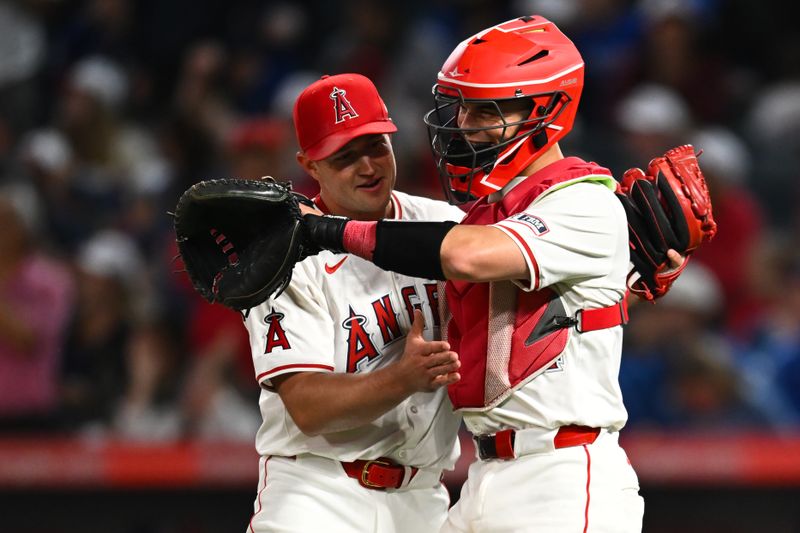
340;457;419;490
475;425;601;460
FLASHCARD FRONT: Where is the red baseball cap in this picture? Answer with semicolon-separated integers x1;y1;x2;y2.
293;73;397;161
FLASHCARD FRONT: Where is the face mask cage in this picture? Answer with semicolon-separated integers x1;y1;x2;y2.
423;85;571;203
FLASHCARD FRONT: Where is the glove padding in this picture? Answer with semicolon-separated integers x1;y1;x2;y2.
174;178;319;311
616;145;717;301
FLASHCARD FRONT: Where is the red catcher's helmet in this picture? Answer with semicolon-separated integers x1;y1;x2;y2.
424;15;584;203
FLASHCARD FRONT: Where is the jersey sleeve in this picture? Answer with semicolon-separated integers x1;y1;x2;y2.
493;182;627;291
244;260;335;388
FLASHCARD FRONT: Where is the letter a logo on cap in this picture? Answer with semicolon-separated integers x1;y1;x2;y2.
330;86;359;124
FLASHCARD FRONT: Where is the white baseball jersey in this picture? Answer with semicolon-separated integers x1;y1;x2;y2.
442;174;643;533
244;191;465;469
465;178;629;436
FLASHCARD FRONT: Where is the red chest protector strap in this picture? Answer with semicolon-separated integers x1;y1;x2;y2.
559;296;629;333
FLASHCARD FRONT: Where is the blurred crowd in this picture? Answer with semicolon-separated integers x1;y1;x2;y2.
1;0;799;442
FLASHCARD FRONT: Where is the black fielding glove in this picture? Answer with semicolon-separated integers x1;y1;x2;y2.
174;178;320;310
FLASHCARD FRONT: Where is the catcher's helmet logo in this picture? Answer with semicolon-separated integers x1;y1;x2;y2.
343;307;379;373
264;309;291;354
330;87;359;124
447;67;465;78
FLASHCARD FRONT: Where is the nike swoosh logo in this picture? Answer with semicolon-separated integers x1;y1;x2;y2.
324;257;347;274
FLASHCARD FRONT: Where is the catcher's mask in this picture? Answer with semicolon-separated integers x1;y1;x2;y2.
423;15;584;204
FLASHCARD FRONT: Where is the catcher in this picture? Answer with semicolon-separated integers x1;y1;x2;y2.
175;16;716;533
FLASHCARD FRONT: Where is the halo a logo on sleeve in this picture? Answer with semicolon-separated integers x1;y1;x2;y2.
263;308;291;354
330;87;359;124
510;213;549;235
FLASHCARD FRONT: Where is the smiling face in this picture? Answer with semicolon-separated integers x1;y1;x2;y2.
455;99;533;144
298;133;396;220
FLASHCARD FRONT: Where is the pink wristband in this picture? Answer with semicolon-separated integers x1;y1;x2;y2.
342;220;378;260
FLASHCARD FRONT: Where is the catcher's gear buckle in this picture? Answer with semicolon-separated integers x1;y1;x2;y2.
553;314;579;331
361;459;393;489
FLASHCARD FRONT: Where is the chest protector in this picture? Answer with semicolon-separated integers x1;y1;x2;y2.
445;157;627;411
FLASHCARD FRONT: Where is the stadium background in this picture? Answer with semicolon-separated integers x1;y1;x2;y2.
1;0;799;531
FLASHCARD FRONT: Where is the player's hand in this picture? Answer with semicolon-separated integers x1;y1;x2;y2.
666;249;684;270
395;310;460;393
299;203;322;216
630;249;687;306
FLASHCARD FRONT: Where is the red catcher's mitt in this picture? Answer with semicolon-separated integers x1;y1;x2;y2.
617;145;718;301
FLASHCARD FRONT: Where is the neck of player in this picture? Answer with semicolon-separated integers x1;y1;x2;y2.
520;143;564;177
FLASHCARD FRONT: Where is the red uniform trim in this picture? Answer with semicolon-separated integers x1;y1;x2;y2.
312;194;329;214
583;445;592;533
496;224;540;290
249;456;271;532
390;192;403;219
498;218;544;233
257;364;335;382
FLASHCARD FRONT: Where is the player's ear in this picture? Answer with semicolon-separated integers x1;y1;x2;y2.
296;151;321;183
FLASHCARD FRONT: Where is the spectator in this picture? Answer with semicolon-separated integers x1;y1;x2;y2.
736;248;800;426
690;127;767;339
668;340;771;429
626;0;734;122
181;299;260;441
60;230;145;431
0;0;45;134
111;317;185;442
614;83;692;170
643;262;770;428
745;80;800;229
56;56;169;239
224;117;291;182
621;262;726;427
0;184;75;432
19;128;93;253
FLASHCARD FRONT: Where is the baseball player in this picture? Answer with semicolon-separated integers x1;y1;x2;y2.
244;73;465;533
302;17;649;532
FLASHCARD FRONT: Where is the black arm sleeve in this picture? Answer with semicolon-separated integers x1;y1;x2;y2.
373;220;458;280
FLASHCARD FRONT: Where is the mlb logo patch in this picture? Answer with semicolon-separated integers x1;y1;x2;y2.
511;213;549;235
